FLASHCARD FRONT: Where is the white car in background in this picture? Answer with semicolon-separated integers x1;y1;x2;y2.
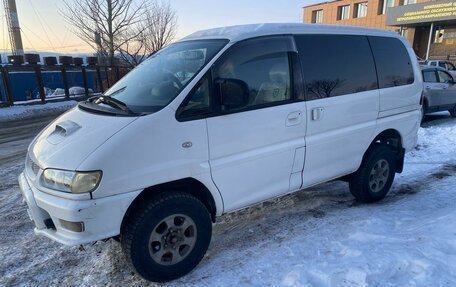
421;66;456;118
421;60;456;78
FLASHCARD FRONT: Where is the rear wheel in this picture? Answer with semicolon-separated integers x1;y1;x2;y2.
420;105;426;125
349;144;396;203
121;192;212;282
449;105;456;117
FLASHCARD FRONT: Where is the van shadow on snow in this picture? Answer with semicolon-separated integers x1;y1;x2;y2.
390;163;456;198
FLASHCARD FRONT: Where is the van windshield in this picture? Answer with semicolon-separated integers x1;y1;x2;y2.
101;39;228;114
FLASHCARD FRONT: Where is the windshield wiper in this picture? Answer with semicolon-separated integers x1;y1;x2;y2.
105;86;126;97
88;94;137;115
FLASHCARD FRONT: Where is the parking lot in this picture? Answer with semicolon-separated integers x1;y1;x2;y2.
0;112;455;286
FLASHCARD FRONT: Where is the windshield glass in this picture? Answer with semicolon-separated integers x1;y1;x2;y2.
104;39;228;113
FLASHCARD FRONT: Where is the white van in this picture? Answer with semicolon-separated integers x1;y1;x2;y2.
19;24;422;282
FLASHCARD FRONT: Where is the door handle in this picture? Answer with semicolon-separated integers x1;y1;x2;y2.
311;107;324;121
286;111;302;126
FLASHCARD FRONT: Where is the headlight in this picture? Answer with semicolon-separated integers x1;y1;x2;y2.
40;169;102;194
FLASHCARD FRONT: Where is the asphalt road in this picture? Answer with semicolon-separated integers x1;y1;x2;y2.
0;114;59;165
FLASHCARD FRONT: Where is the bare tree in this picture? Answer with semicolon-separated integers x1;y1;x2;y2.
118;27;148;67
61;0;149;65
118;1;177;67
143;1;177;54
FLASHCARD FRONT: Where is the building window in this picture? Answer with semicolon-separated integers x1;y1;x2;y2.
403;0;416;5
338;5;350;20
434;29;444;43
312;10;323;23
354;2;368;18
379;0;394;15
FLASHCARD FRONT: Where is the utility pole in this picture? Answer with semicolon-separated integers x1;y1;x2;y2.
3;0;24;55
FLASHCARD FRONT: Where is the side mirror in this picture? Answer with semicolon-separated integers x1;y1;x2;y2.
216;78;250;111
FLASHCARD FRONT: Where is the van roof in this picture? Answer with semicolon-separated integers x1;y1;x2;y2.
181;23;399;43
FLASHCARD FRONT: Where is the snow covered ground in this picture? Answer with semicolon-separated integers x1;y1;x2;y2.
0;101;77;122
0;113;455;287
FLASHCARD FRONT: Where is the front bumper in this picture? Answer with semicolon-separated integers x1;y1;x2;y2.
18;172;141;245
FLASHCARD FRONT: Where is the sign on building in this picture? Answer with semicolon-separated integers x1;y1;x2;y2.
386;0;456;26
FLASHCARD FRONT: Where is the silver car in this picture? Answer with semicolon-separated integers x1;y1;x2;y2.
421;66;456;118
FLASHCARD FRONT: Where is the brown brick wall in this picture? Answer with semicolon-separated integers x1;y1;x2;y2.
303;0;429;31
429;27;456;58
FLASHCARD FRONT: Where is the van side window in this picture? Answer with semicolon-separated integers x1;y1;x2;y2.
368;36;414;88
213;37;293;112
423;70;437;83
176;76;211;120
294;34;378;100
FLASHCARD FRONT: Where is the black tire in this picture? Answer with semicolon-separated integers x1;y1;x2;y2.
449;105;456;117
349;144;396;203
420;105;426;125
121;192;212;282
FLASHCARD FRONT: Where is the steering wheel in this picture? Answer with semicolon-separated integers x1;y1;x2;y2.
164;72;183;89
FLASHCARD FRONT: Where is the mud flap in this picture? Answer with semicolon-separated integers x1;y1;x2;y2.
396;148;405;173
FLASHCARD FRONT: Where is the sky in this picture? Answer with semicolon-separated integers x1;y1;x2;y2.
0;0;323;55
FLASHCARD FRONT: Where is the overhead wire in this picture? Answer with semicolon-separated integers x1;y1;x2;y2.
20;24;50;52
2;8;8;52
21;29;37;52
28;0;56;51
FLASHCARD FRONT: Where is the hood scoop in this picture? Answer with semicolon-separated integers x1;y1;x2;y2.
47;120;81;145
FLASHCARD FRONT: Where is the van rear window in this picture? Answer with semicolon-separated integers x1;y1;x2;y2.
368;36;414;89
295;34;378;100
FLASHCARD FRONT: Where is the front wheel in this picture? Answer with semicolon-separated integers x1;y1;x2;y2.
349;144;396;203
121;192;212;282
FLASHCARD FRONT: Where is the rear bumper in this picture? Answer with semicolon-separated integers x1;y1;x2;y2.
18;172;140;245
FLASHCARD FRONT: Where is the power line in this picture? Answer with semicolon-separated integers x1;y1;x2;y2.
2;9;6;51
21;29;37;51
39;7;65;47
20;24;48;47
31;43;90;50
60;26;71;48
28;0;55;51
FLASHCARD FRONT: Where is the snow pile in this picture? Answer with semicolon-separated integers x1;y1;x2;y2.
0;113;455;286
50;88;65;97
36;87;94;98
50;87;94;97
0;101;77;122
69;87;94;96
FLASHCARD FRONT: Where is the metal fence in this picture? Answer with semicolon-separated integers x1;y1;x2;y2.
0;62;131;107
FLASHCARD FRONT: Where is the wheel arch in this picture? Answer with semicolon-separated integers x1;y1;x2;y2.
121;178;218;232
367;128;405;173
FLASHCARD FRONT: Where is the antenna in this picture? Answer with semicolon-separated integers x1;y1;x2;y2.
3;0;24;55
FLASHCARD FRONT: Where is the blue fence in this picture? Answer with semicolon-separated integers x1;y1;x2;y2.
0;70;98;102
0;65;130;105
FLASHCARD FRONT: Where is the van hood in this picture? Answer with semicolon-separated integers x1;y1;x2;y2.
29;106;138;170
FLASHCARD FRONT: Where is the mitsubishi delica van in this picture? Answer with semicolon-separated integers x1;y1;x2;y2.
18;24;422;282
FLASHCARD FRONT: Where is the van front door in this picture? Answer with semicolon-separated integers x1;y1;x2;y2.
206;36;306;212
